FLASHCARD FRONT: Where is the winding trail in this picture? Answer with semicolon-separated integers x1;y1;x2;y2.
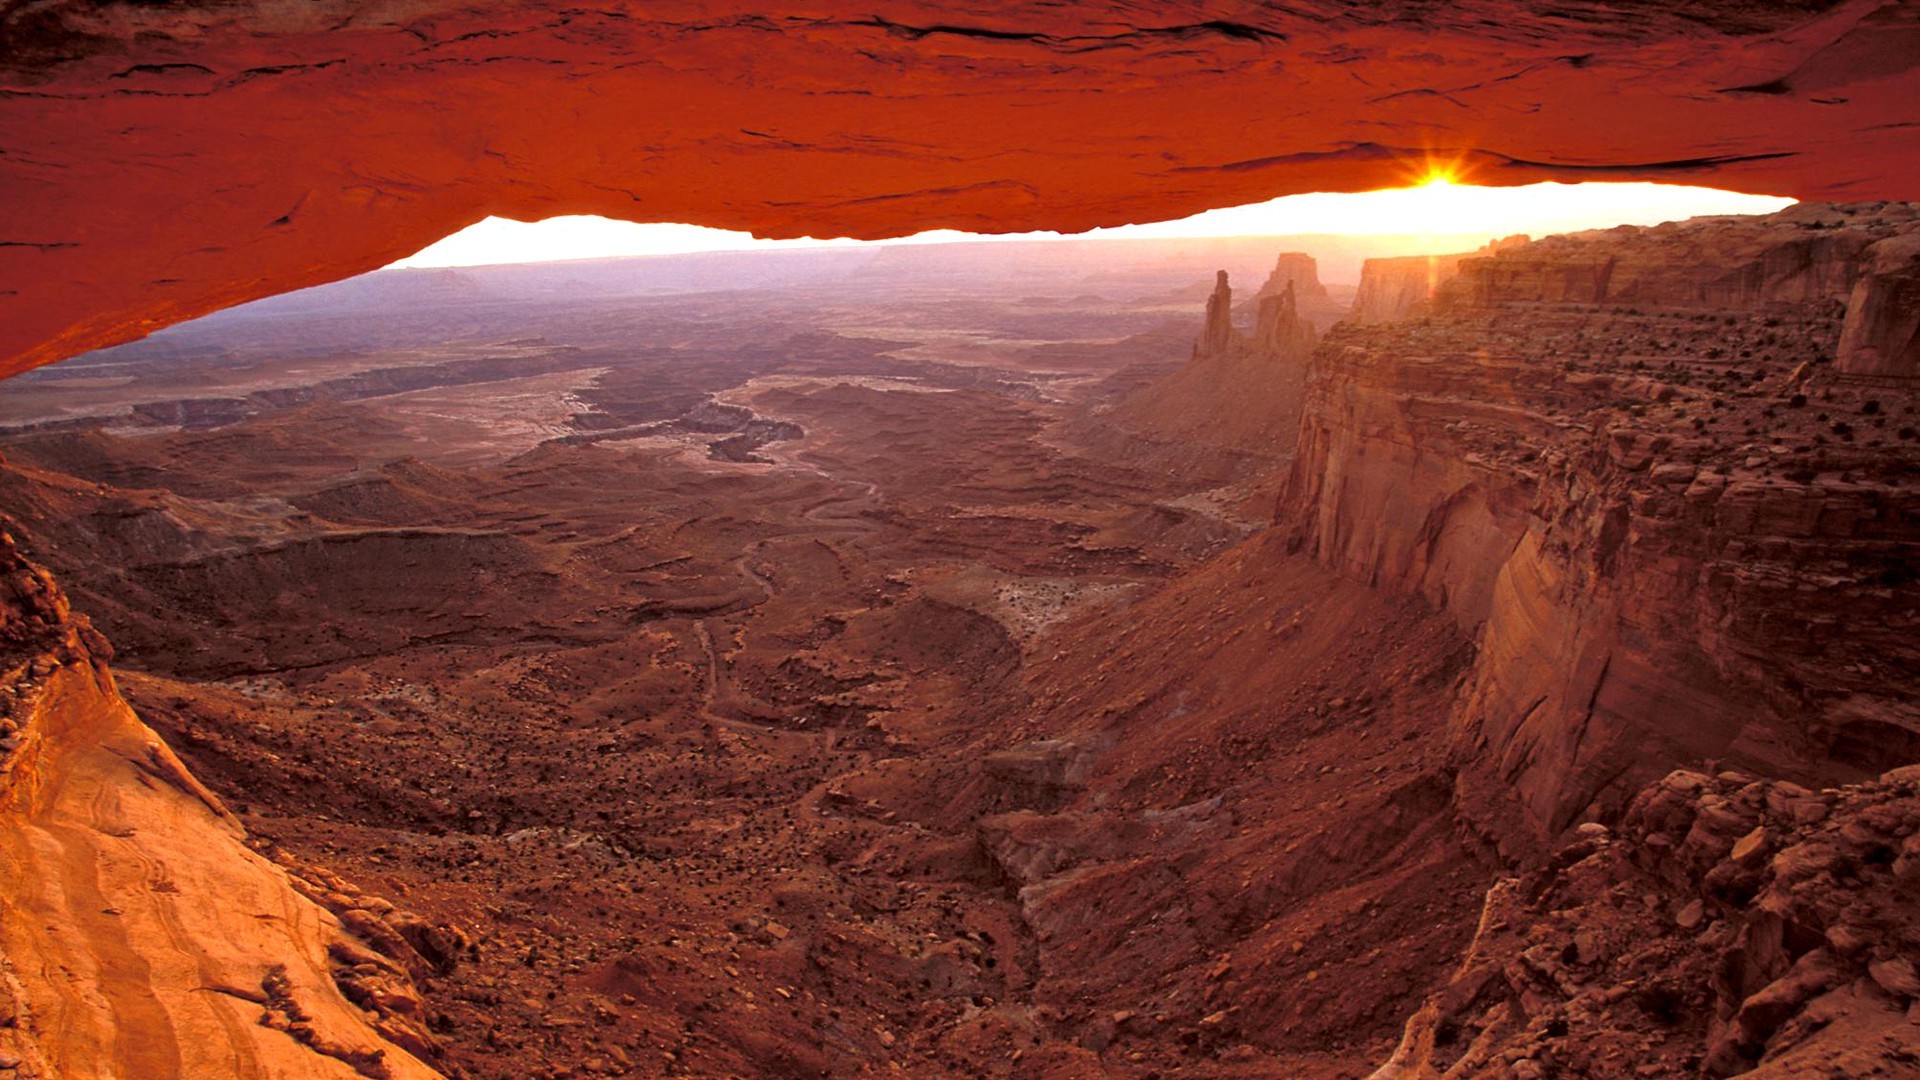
689;467;885;742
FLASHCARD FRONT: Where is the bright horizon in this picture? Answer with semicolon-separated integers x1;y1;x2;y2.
388;179;1796;270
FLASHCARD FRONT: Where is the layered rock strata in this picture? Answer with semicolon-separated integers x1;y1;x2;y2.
1373;766;1920;1078
1350;236;1529;324
1281;204;1920;848
0;531;454;1080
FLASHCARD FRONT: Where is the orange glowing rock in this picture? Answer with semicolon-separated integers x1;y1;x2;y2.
1;1;1917;374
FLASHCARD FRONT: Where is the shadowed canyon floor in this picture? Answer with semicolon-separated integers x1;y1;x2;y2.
2;211;1919;1079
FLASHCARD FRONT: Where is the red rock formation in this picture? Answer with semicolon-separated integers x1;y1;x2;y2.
4;1;1920;374
1436;204;1913;312
0;531;452;1079
1198;270;1239;357
1246;253;1345;329
1350;236;1528;324
1116;266;1321;459
1251;283;1318;359
1280;205;1920;848
1374;767;1920;1078
1194;268;1318;364
1837;231;1920;379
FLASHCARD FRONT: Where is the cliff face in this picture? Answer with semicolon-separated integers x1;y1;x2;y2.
1435;204;1914;312
1836;231;1920;380
1281;205;1920;849
0;532;452;1080
1349;236;1527;324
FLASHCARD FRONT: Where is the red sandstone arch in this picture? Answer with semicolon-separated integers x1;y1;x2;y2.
2;0;1918;376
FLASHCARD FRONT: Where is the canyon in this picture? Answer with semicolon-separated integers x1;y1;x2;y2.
0;203;1914;1080
2;2;1919;1076
5;1;1920;375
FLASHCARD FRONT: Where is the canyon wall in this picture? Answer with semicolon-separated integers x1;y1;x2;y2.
1436;211;1884;312
1837;231;1920;380
1348;236;1528;324
0;531;454;1079
1437;204;1920;380
1281;204;1920;849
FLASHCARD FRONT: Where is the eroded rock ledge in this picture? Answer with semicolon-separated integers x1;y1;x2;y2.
1280;202;1920;847
0;530;458;1080
1374;766;1920;1078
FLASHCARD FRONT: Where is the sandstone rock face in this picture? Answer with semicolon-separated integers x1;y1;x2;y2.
1349;236;1527;324
1116;267;1321;458
0;532;448;1080
1192;269;1319;366
3;1;1920;374
1436;204;1916;313
1246;252;1345;329
1198;270;1239;357
1251;284;1318;360
1836;231;1920;379
1349;254;1469;325
1372;768;1920;1078
1280;205;1920;846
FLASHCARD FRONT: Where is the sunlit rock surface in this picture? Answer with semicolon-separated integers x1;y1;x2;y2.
1349;238;1529;325
4;0;1920;372
0;533;450;1080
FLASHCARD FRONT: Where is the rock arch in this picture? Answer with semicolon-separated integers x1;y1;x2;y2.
2;0;1918;374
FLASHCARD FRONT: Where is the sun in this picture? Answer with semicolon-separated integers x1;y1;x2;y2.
1407;149;1469;189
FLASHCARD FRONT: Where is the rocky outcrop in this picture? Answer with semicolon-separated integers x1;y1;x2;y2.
1436;204;1918;313
1836;231;1920;380
1350;237;1528;324
1245;253;1345;329
1113;268;1320;459
1373;767;1920;1078
1198;270;1239;357
1281;205;1920;848
0;530;452;1079
1192;269;1318;365
1251;284;1317;359
3;2;1920;374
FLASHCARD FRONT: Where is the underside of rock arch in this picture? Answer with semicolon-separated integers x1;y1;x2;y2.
3;0;1920;375
4;4;1920;1080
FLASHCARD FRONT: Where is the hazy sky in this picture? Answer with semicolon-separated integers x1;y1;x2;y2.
389;180;1795;269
